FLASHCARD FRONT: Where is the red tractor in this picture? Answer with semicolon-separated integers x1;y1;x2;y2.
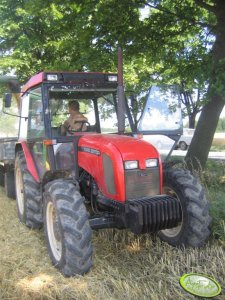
0;62;211;276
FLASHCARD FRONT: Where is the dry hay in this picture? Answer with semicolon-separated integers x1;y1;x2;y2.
0;186;225;300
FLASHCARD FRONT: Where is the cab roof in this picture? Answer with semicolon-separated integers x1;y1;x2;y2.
22;71;118;94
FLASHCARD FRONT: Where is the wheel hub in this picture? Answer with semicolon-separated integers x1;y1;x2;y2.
46;201;62;261
53;214;61;241
16;167;24;215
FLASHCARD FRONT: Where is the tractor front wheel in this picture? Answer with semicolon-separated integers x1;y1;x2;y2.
158;168;211;247
43;179;93;276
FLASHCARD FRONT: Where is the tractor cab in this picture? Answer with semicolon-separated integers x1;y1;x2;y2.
2;72;182;141
2;72;183;182
18;72;119;138
7;71;183;137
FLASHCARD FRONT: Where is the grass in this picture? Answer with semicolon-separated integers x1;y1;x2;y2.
211;145;225;151
202;160;225;242
0;161;225;300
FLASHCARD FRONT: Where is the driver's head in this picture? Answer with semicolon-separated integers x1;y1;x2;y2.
68;100;80;112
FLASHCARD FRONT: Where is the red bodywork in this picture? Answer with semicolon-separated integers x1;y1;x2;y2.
22;72;44;94
78;134;162;202
19;134;162;202
19;141;40;183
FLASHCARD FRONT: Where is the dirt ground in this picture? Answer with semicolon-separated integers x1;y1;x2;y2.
0;187;225;300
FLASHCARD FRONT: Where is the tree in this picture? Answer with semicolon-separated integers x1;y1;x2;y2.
185;0;225;170
180;86;203;129
0;0;97;80
84;0;224;169
1;0;224;169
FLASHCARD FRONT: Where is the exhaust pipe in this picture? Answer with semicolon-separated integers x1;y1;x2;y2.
117;47;126;134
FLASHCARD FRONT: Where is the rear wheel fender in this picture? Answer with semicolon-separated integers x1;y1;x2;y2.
16;142;40;183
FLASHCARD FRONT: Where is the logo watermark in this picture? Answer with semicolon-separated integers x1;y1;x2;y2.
180;273;221;298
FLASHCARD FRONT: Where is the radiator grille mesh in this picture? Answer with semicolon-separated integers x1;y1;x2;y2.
125;167;160;200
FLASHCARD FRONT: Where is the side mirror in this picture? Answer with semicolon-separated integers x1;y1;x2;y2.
4;93;12;108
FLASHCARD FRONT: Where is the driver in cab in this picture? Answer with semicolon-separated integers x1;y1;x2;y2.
61;100;88;135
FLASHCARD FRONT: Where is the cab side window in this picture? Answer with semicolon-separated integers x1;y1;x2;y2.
27;87;45;138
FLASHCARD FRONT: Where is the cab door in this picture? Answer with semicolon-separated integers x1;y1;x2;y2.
19;87;47;177
137;85;183;154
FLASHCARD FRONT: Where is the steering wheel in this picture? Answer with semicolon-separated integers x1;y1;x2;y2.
65;121;91;134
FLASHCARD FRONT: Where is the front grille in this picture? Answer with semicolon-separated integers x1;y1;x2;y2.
126;195;182;234
102;153;116;195
125;167;160;200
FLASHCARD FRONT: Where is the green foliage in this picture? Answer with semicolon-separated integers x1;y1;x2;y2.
0;0;215;88
216;117;225;132
210;190;225;240
203;160;225;188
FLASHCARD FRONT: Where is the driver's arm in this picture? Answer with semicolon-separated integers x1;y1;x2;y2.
61;120;70;135
73;115;88;131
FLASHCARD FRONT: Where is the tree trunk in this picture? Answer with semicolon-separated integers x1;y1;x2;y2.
185;94;224;170
188;113;196;129
185;1;225;170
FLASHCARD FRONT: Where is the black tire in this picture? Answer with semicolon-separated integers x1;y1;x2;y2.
158;168;211;248
5;169;16;199
179;141;188;151
15;151;43;229
43;179;93;276
0;165;5;187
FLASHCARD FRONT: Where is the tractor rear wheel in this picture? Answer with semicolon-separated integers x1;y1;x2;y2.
43;179;93;276
158;168;211;247
15;151;42;228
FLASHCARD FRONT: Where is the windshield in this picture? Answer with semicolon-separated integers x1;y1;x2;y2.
138;85;182;134
48;85;118;136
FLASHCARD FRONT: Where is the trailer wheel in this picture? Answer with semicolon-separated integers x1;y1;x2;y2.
158;168;211;247
15;151;42;228
5;169;16;199
179;141;188;151
44;179;93;276
0;165;5;187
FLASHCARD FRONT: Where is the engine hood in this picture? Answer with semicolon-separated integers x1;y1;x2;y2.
77;133;162;201
79;133;159;166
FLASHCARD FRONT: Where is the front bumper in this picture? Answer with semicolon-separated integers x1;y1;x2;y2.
125;195;182;234
94;194;182;234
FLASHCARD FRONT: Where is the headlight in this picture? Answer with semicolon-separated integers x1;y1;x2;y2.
47;74;58;81
124;160;138;170
146;158;158;168
108;75;118;82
